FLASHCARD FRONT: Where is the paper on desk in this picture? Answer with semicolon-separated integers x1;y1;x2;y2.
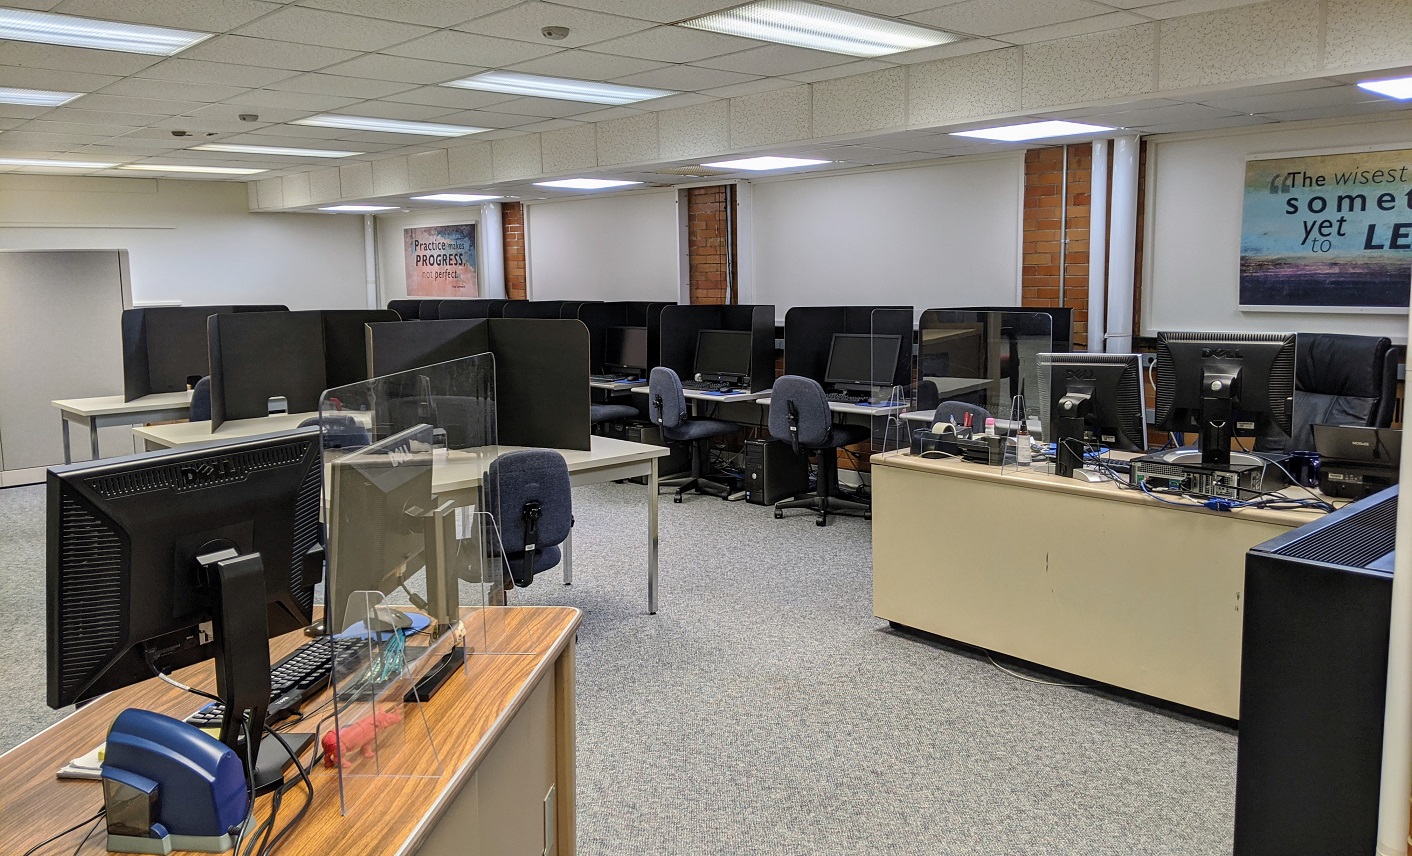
56;743;104;780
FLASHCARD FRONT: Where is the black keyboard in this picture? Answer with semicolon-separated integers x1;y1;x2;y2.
590;373;638;383
825;392;868;404
184;635;367;729
681;380;734;392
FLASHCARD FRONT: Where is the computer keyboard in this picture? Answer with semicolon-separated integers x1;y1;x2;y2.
825;392;868;403
184;635;367;729
681;380;735;392
590;373;639;383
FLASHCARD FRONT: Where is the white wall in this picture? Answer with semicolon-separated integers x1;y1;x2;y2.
748;154;1024;319
525;190;680;302
376;207;500;303
1144;115;1412;341
0;174;366;309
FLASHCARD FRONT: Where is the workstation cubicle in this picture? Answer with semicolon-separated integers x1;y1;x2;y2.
658;303;776;394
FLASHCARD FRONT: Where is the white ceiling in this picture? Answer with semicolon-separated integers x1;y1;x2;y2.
0;0;1406;193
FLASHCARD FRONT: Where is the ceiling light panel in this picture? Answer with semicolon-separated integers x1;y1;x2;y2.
679;0;963;58
0;87;82;107
950;120;1114;142
1358;76;1412;100
0;157;115;169
703;156;830;171
191;143;361;158
444;71;673;105
0;8;212;56
291;114;488;137
411;193;502;202
534;178;643;189
118;164;266;175
321;204;399;212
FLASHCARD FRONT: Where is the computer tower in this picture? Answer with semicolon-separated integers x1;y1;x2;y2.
624;423;688;483
1235;486;1397;856
743;439;809;505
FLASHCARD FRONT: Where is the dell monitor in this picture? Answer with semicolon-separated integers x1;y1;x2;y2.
48;428;324;787
604;326;649;377
694;329;752;384
1154;331;1296;467
824;333;903;393
1037;353;1148;477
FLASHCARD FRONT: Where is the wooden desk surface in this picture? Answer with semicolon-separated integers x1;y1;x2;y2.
0;606;580;856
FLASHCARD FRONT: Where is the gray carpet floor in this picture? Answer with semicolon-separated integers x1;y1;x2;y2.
0;480;1237;854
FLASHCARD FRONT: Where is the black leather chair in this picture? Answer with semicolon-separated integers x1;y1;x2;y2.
1262;333;1399;452
768;375;870;526
648;367;739;502
485;450;573;588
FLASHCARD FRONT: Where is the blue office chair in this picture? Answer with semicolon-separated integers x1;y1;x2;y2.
298;415;370;450
769;375;870;526
189;376;212;422
485;450;573;588
648;367;739;503
590;403;639;426
931;401;992;433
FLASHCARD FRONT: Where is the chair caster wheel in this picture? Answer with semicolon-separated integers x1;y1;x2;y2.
774;510;783;519
816;517;826;527
864;512;872;520
673;494;683;504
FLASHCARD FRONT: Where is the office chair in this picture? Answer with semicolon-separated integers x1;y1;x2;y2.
590;403;639;426
298;415;370;450
1258;333;1399;452
190;376;212;422
931;401;992;433
768;375;871;526
648;366;740;503
485;450;573;588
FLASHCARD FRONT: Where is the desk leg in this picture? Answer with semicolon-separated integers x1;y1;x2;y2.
89;422;100;461
60;417;72;465
562;528;573;585
648;457;659;615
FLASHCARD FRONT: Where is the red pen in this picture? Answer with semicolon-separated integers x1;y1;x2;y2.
962;412;973;429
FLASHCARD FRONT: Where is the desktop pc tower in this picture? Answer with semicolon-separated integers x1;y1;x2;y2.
622;423;689;483
743;439;810;505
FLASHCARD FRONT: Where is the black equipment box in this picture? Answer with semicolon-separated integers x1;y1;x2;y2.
743;439;809;505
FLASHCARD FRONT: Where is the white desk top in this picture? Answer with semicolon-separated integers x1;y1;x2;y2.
52;390;192;417
132;411;316;448
590;378;646;391
755;396;910;417
433;435;668;494
919;377;993;397
629;385;768;404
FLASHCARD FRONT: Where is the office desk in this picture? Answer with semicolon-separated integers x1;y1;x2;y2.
51;391;192;463
755;396;909;417
0;606;581;856
589;378;644;392
629;385;769;404
871;450;1330;718
132;411;314;451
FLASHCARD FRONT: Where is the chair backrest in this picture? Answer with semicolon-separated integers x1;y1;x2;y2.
486;450;572;586
932;400;991;432
648;367;688;431
298;415;370;450
1266;333;1398;452
190;376;212;422
769;375;832;450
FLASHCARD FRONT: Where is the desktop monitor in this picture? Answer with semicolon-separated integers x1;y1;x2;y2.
694;329;752;382
824;333;903;391
47;429;324;781
1037;353;1148;477
1154;331;1296;467
604;326;649;376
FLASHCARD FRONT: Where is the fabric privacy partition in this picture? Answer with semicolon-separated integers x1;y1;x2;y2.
502;300;599;319
121;304;287;401
782;306;913;389
438;299;509;320
321;309;400;389
659;304;775;393
577;301;673;375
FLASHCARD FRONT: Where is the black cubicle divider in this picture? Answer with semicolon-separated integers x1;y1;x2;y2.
782;306;913;388
659;304;775;392
577;301;670;374
386;299;424;321
417;301;443;321
365;317;591;450
437;299;508;320
502;300;565;319
121;304;287;401
321;309;400;389
208;311;326;429
957;306;1073;352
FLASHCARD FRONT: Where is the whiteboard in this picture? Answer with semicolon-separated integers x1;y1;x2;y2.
747;154;1024;318
526;190;681;302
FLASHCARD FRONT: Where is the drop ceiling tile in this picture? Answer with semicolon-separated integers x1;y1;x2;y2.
1142;113;1273;133
268;73;419;99
384;31;561;67
0;104;57;120
693;45;855;77
1158;0;1321;90
218;131;386;150
184;36;361;71
516;117;586;132
223;89;363;111
337;130;470;146
300;0;520;27
1135;0;1271;18
384;85;517;110
336;100;459;121
0;117;25;131
826;146;939;164
73;142;183;154
1077;101;1243;127
884;37;1008;64
183;102;311;124
908;0;1112;36
701;77;798;98
833;0;966;13
70;94;206;116
1203;84;1386;114
148;116;275;133
549;0;728;23
1257;99;1411;123
0;130;111;145
613;65;760;92
484;97;606;118
566;105;643;122
637;92;717;110
506;49;668;80
585;26;762;63
787;59;895;83
1001;10;1148;43
99;78;250;103
0;42;163;77
134;59;299;88
458;2;654;48
433;108;546;127
40;107;169;126
236;7;434;52
53;0;284;31
321;54;485;85
19;119;141;138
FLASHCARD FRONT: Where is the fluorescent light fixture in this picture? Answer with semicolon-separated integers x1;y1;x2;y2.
950;120;1113;142
292;114;487;138
0;86;81;107
679;0;961;58
320;205;399;212
534;178;644;190
0;157;114;169
0;8;211;55
118;164;266;175
703;156;830;171
1357;76;1412;100
191;143;361;158
411;193;502;203
444;71;672;105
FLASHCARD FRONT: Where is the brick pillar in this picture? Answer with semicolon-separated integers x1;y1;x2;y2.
1022;145;1091;349
687;185;735;305
502;201;526;300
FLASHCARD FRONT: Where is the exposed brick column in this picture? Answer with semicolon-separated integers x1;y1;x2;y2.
1022;145;1091;349
502;201;526;300
687;184;735;305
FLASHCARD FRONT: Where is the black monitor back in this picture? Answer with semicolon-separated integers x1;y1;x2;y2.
208;312;327;427
122;305;287;400
1154;331;1297;437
